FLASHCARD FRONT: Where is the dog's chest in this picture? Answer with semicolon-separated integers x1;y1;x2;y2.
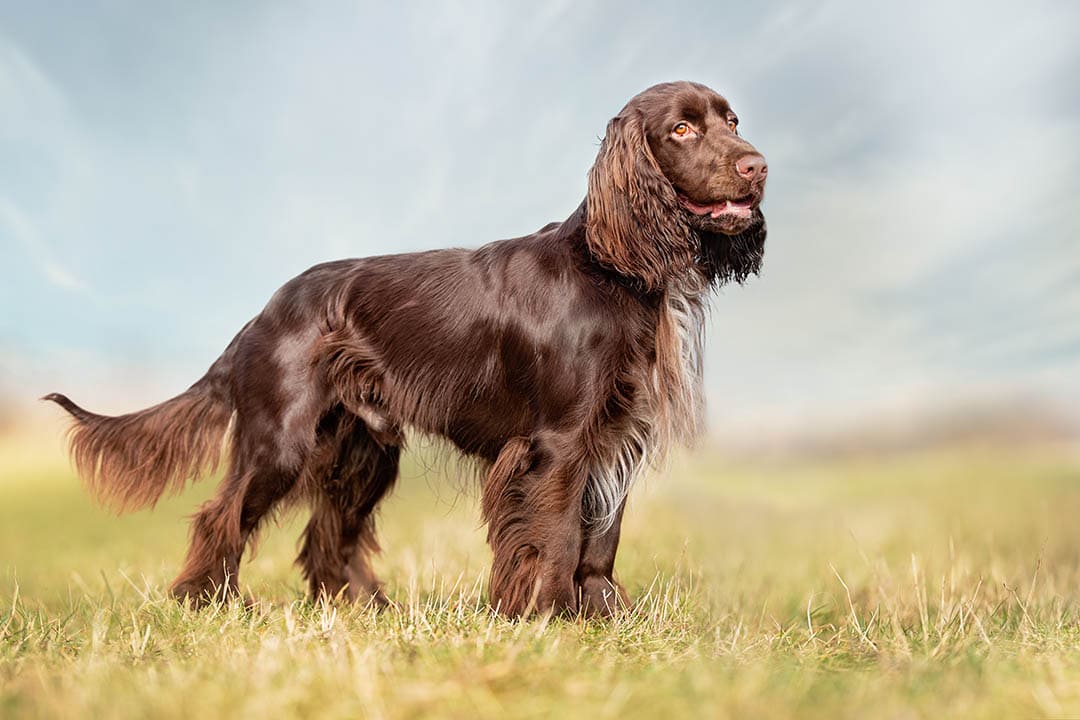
648;282;707;445
581;282;707;530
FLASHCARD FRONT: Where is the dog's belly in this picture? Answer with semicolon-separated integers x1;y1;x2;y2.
386;363;564;463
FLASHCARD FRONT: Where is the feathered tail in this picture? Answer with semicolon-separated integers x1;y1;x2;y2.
43;345;237;513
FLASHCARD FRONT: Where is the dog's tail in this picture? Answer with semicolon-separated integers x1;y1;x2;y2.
43;338;240;513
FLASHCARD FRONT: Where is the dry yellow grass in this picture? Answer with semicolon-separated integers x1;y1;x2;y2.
2;431;1080;718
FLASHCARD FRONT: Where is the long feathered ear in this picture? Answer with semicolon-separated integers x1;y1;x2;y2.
586;109;696;291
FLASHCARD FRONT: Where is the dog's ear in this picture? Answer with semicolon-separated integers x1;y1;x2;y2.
586;109;696;291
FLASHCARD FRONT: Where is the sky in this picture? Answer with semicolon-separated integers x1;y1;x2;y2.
1;1;1078;437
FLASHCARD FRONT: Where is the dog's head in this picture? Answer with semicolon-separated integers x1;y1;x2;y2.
586;81;767;290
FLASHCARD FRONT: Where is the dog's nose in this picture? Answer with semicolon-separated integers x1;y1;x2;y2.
735;154;768;183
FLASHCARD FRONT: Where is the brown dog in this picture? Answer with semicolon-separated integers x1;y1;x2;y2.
46;81;767;617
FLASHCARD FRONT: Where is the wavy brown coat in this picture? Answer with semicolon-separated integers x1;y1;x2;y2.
46;81;768;617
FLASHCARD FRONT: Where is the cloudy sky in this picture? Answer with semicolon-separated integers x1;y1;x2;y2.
1;1;1078;435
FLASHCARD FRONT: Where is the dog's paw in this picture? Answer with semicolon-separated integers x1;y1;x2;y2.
577;575;631;618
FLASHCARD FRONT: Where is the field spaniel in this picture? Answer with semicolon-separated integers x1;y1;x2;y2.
47;81;767;617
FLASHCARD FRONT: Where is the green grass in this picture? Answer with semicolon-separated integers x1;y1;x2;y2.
2;433;1080;719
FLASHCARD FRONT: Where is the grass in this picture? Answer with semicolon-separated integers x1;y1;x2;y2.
2;430;1080;719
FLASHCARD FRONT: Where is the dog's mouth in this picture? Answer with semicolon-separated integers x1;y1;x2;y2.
677;194;757;220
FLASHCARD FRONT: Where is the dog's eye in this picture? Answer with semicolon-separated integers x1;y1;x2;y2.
672;122;691;137
727;119;738;133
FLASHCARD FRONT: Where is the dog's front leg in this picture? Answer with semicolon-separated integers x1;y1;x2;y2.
575;498;631;617
482;436;587;617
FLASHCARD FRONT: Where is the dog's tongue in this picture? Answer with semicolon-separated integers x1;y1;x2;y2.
681;198;729;217
680;196;752;219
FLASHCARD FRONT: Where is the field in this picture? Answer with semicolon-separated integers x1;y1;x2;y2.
2;430;1080;719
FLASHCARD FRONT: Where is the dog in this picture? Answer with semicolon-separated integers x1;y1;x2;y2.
46;81;767;617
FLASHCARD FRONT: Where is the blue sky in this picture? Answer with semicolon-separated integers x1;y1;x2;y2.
1;1;1078;434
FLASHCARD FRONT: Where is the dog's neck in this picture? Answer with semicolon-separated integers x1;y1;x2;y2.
565;198;765;296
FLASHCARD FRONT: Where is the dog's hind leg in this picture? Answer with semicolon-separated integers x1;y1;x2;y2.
171;325;331;606
297;408;400;605
170;429;308;606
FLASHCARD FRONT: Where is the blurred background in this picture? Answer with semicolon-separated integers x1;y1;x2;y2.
1;0;1078;447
